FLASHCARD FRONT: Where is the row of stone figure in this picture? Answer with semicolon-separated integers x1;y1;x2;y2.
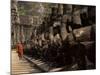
24;25;95;70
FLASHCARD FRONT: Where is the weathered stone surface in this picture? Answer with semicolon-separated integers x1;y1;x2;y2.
60;23;68;41
49;26;54;41
73;25;95;42
19;16;33;26
72;10;82;25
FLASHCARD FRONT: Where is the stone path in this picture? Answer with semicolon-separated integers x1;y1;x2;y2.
11;51;41;75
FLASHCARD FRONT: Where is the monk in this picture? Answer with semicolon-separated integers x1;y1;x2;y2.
16;42;24;60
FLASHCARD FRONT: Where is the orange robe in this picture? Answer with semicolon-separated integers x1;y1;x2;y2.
16;43;24;58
